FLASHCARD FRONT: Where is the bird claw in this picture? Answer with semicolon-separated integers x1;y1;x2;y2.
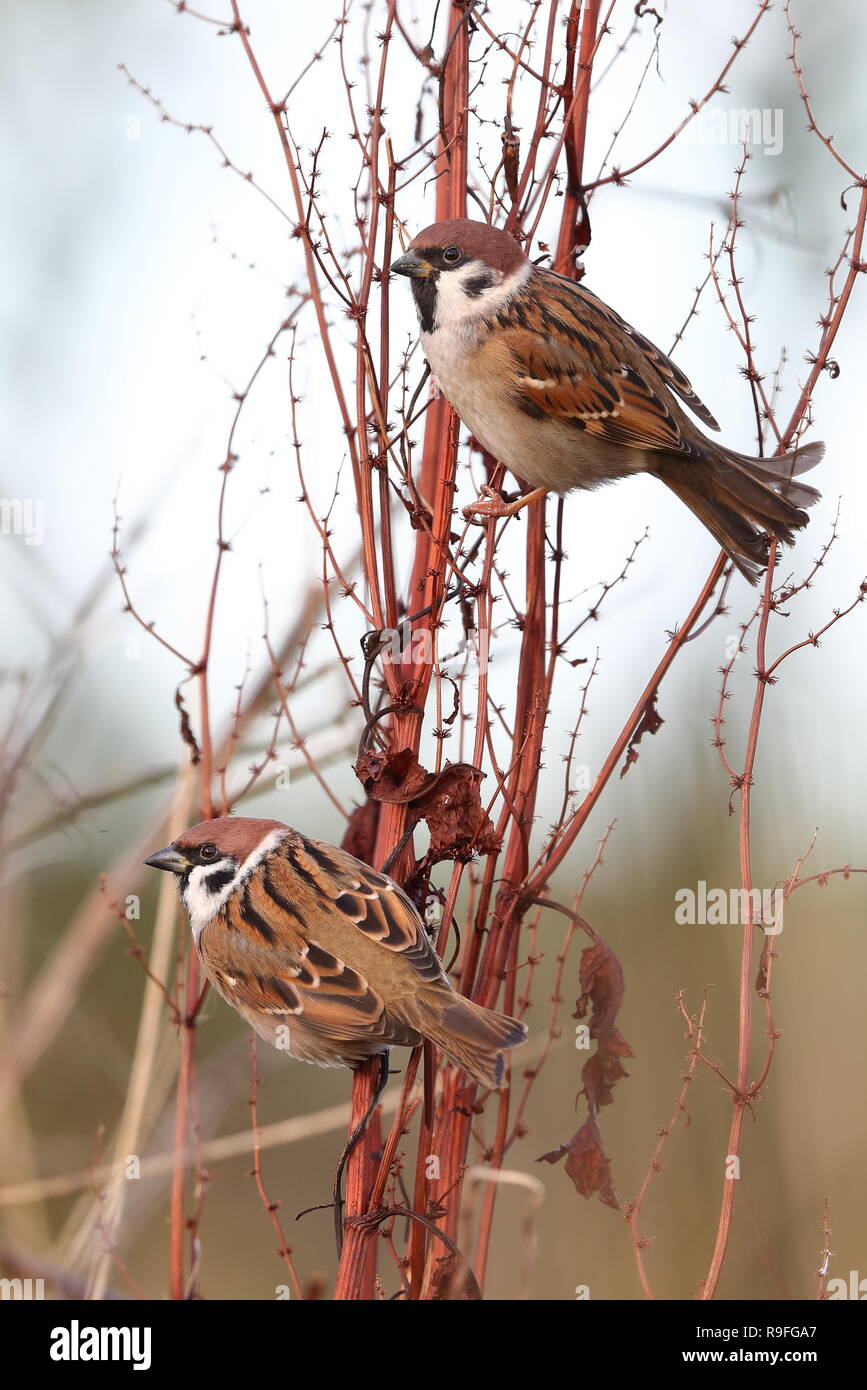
461;486;513;523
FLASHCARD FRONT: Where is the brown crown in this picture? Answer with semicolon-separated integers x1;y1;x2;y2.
409;218;527;275
174;816;288;862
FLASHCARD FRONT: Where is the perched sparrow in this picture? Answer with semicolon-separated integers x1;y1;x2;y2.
145;816;526;1088
392;218;823;582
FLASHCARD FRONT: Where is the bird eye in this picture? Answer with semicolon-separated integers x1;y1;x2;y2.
443;245;462;264
199;843;219;862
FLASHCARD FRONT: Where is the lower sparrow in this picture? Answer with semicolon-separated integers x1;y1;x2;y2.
145;816;526;1089
392;218;823;582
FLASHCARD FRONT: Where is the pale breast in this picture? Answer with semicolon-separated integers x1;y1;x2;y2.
421;324;643;492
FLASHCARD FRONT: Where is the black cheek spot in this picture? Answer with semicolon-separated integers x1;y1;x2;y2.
203;868;236;895
464;271;494;298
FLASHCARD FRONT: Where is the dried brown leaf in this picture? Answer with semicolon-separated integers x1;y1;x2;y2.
620;695;664;778
340;799;380;864
354;752;500;862
414;762;501;861
575;941;633;1109
538;1114;619;1209
354;747;434;803
539;940;631;1207
175;684;201;765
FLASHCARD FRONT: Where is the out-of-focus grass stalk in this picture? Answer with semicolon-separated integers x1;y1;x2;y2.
85;760;196;1299
1;1035;547;1214
0;875;51;1253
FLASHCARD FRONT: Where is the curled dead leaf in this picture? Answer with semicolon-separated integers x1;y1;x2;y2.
620;694;663;778
539;939;631;1207
416;762;501;860
340;799;380;865
354;751;500;863
575;941;633;1109
355;746;434;803
174;685;201;766
538;1114;619;1209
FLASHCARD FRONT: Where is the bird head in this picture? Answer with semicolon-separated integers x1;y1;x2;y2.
391;218;529;333
145;816;288;937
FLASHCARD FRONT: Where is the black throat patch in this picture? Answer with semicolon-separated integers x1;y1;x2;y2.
410;274;439;334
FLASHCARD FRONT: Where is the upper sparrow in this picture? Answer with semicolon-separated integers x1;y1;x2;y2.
145;816;526;1089
392;218;823;582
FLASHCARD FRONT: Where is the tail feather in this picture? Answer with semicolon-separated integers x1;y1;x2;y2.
660;440;824;585
404;987;527;1090
723;440;823;512
732;439;824;479
713;465;809;539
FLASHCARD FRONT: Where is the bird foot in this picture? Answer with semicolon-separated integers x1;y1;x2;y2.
462;485;550;523
461;486;516;523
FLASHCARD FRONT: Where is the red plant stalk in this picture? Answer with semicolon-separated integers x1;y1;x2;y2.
553;0;601;274
334;1;469;1300
416;0;606;1294
700;194;867;1299
169;943;201;1299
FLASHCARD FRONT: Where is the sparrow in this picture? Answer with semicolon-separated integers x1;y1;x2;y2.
391;218;823;582
145;816;526;1089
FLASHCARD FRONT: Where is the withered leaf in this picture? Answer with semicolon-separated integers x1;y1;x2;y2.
354;747;434;803
174;685;201;765
340;799;380;864
580;1042;632;1112
538;1114;620;1209
575;941;633;1109
427;1251;482;1301
354;752;500;863
502;119;520;200
414;762;501;861
620;694;664;778
538;938;632;1207
576;941;626;1035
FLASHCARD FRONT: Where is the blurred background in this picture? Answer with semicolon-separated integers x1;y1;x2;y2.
1;0;865;1300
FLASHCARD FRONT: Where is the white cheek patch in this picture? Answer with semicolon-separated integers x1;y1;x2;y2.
431;259;532;332
182;828;288;941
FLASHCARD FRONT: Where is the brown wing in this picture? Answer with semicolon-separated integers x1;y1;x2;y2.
578;281;721;431
500;268;713;458
202;925;416;1049
197;832;445;1053
284;834;449;986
